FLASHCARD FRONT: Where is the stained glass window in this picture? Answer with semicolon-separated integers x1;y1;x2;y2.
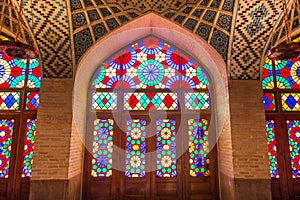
124;92;178;110
92;55;121;89
0;119;14;178
92;92;117;110
27;59;41;88
262;58;274;89
0;92;20;110
262;50;300;181
156;119;176;177
275;58;300;89
180;53;210;89
122;37;180;89
125;119;146;177
26;92;40;110
188;119;210;177
263;93;276;111
281;93;300;111
287;120;300;178
21;119;36;178
184;92;210;110
265;120;279;178
91;119;113;177
90;36;213;181
0;44;40;189
91;36;211;92
0;55;25;88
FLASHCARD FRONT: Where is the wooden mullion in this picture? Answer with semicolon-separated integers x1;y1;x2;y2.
11;58;30;198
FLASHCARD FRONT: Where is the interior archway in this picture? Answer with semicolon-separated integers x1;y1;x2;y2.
73;13;232;199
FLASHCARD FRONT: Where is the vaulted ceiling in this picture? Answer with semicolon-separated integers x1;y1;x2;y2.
1;0;300;79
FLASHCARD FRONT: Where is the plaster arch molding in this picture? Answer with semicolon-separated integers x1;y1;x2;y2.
73;13;230;158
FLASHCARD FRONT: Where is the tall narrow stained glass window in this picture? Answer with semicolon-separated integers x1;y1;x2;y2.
0;119;14;178
91;119;113;177
287;120;300;178
156;119;176;177
90;35;212;179
125;119;146;177
265;120;279;178
21;119;36;177
188;118;210;176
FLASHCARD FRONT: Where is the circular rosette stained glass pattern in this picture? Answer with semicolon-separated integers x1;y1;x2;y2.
262;58;274;89
125;119;146;178
137;60;164;86
27;59;41;88
91;119;113;177
156;119;176;177
91;36;211;89
122;47;137;70
21;119;36;177
138;36;164;55
188;118;210;177
92;55;121;88
276;56;300;89
0;54;25;88
0;119;14;178
181;53;210;89
265;120;279;178
287;120;300;178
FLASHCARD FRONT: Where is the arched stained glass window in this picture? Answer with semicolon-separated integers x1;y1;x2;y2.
0;34;41;199
262;34;300;199
85;35;217;199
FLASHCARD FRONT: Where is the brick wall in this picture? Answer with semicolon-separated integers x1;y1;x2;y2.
32;78;73;180
229;80;269;179
68;120;83;179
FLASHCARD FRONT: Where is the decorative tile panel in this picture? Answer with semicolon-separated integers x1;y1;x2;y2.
70;0;235;64
230;0;280;80
13;0;298;81
22;0;73;78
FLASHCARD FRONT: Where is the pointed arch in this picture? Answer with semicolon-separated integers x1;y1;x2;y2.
72;13;233;198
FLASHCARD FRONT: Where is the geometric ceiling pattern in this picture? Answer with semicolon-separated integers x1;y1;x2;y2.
70;0;235;64
22;0;73;78
230;0;281;80
1;0;300;80
230;0;300;80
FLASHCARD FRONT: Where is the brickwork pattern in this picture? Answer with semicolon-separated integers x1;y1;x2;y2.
33;79;73;180
229;80;269;179
68;121;83;178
